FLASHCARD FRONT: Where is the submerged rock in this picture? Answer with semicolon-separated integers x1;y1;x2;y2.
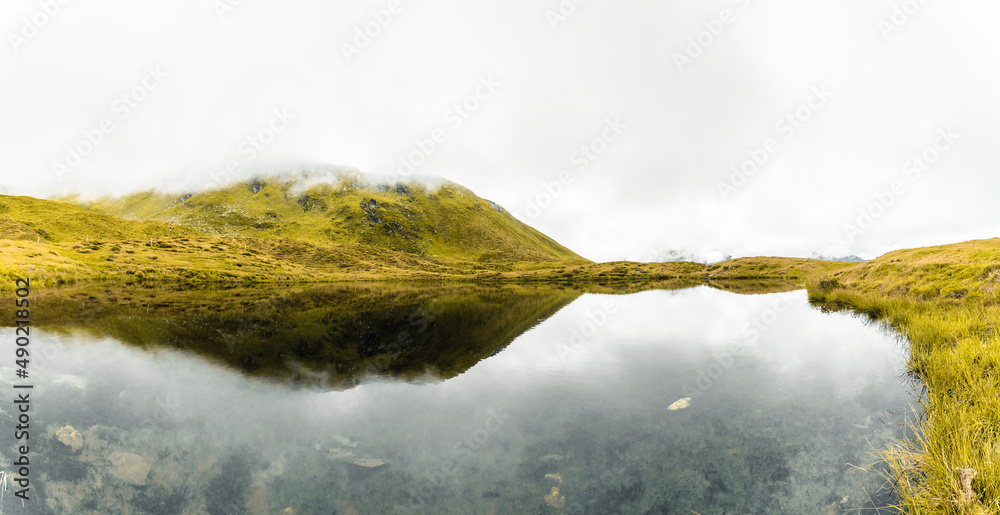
667;397;691;411
346;457;388;481
327;448;355;462
56;425;83;451
351;458;387;468
108;451;152;485
43;481;90;513
543;487;565;508
331;435;358;448
247;478;271;515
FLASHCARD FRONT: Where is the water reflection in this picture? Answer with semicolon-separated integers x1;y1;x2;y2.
0;285;917;514
22;283;581;388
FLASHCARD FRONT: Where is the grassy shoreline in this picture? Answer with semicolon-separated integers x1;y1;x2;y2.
8;233;1000;511
804;239;1000;513
5;185;1000;511
0;228;854;292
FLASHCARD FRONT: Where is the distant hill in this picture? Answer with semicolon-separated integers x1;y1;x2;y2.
77;170;584;264
810;254;867;263
654;249;867;265
815;238;1000;300
652;248;732;264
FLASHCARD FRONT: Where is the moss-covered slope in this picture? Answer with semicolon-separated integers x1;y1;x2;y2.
80;171;584;264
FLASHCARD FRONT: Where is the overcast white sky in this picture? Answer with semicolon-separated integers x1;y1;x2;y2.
2;0;999;262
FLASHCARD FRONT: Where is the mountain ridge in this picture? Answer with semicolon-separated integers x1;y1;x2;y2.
72;170;585;265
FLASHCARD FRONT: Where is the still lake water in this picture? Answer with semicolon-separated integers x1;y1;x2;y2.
1;285;917;514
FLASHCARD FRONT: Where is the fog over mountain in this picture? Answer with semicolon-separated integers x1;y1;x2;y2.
3;1;999;261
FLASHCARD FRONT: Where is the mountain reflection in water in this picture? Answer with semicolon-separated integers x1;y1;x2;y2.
22;283;581;389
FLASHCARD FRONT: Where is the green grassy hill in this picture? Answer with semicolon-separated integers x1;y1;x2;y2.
0;193;172;242
79;170;584;264
0;170;600;288
814;237;1000;301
